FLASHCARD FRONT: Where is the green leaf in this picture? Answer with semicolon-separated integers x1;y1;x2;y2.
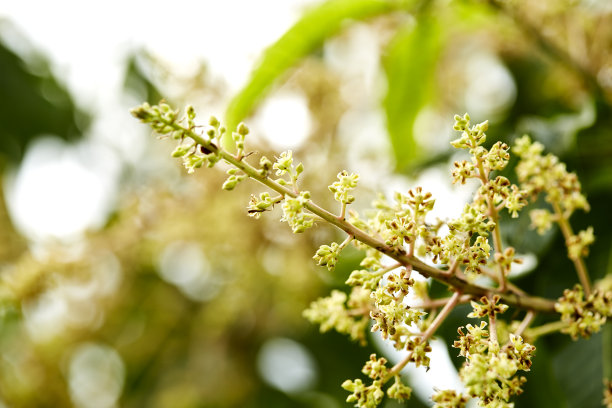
224;0;409;133
553;333;605;408
382;17;442;172
517;339;568;408
604;321;612;382
0;31;88;162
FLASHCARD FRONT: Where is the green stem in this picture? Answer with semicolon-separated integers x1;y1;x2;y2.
340;202;347;220
490;215;507;292
444;258;459;277
423;292;462;339
339;234;354;250
474;148;507;292
514;310;536;337
411;294;472;309
378;262;403;275
524;320;568;340
552;201;592;296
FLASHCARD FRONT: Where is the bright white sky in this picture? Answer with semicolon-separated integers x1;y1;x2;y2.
1;0;313;98
1;0;314;241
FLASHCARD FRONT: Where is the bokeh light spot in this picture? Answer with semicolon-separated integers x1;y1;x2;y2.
257;337;317;394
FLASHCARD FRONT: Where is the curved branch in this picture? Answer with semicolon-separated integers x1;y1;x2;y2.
143;114;558;314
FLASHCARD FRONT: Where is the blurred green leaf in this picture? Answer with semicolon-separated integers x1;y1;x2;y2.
224;0;409;134
517;339;568;408
0;25;88;162
382;17;441;172
604;320;612;384
552;333;604;408
123;52;163;105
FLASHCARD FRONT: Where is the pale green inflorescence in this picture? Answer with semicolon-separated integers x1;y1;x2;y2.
280;191;314;233
555;284;612;339
342;354;413;408
247;192;281;219
273;150;305;190
329;170;359;205
302;288;370;345
513;135;593;256
431;389;470;408
453;297;535;407
567;226;595;260
130;103;611;408
313;242;342;270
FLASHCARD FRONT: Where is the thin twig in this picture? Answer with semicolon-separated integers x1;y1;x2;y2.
552;201;592;296
524;320;569;340
489;312;498;346
515;310;536;337
386;290;463;378
411;294;472;309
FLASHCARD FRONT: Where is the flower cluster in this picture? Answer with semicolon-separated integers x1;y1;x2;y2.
468;295;509;319
442;114;529;288
453;298;535;407
512;136;597;294
566;226;595;260
247;192;282;219
529;209;556;234
341;377;384;408
131;103;225;173
475;176;527;219
273;150;304;190
280;191;314;233
554;284;612;339
513;136;589;214
342;354;412;408
450;114;528;221
357;188;434;254
313;242;342;271
432;203;494;275
431;389;470;408
302;288;371;345
222;168;247;190
451;114;510;176
370;290;425;342
450;113;488;149
329;170;359;206
513;135;593;249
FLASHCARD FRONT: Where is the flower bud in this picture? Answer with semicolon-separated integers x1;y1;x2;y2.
171;145;190;157
209;116;220;127
237;122;249;136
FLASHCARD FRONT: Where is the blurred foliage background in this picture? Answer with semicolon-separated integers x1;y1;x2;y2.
1;0;612;407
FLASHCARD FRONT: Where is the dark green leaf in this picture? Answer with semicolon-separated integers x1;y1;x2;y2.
0;26;88;162
552;333;604;408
